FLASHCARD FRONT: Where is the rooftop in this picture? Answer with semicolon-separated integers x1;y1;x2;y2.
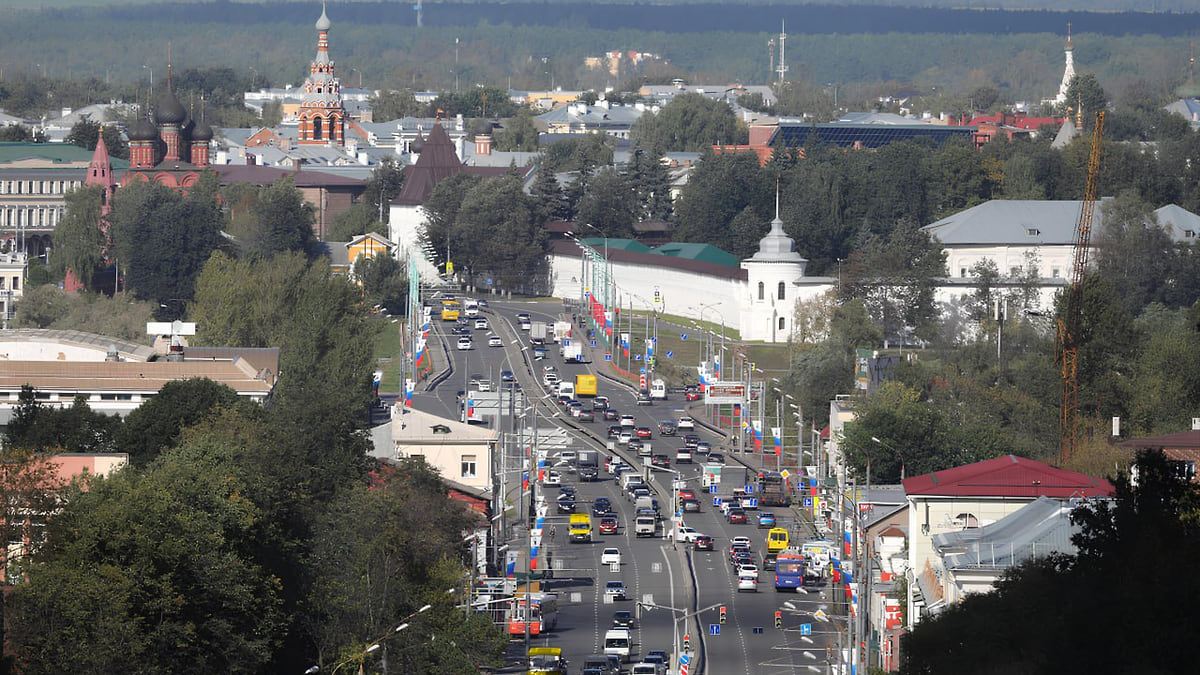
902;454;1114;499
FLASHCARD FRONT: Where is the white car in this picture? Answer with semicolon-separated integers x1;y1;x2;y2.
619;414;637;428
731;536;752;549
471;378;491;392
543;471;562;487
617;432;633;446
456;337;472;350
474;318;489;330
737;563;758;575
543;373;561;387
488;334;503;347
559;450;578;463
737;572;759;592
601;548;622;566
675;527;701;543
677;417;696;430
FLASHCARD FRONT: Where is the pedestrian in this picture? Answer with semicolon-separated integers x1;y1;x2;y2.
549;525;557;538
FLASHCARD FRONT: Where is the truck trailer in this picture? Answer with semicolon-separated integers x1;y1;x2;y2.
575;374;598;397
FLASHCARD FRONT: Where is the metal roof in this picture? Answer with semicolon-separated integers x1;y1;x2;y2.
771;121;973;150
902;454;1113;499
933;496;1081;570
923;199;1200;246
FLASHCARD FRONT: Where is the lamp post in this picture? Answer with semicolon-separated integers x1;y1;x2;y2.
638;599;725;673
324;599;439;675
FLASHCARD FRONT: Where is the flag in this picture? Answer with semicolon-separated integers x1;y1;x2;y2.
505;550;518;577
772;427;782;456
752;420;763;451
733;402;741;417
522;472;529;491
713;354;721;379
404;378;415;406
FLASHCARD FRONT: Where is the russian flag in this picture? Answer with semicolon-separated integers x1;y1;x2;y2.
404;378;415;407
522;472;529;491
772;427;782;456
713;354;720;379
466;398;475;419
733;402;741;417
752;421;763;451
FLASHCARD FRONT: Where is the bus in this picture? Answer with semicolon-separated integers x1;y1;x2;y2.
441;299;461;321
527;646;565;675
758;471;792;507
766;527;790;553
508;594;559;636
774;550;806;591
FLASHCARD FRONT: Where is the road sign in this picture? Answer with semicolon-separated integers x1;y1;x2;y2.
590;339;598;347
680;653;690;675
605;353;613;361
709;624;720;636
665;351;674;358
704;382;747;405
744;484;755;493
681;333;688;340
486;278;493;285
800;623;812;636
712;496;722;507
709;485;718;494
804;497;813;508
562;339;570;347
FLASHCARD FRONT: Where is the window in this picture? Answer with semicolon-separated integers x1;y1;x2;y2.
960;267;967;277
313;117;324;140
1052;268;1061;279
11;277;18;291
757;282;764;300
778;317;785;331
777;281;786;300
1025;227;1040;236
1010;267;1020;278
461;454;478;479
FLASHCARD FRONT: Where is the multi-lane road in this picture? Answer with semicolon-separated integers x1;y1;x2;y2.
417;298;842;674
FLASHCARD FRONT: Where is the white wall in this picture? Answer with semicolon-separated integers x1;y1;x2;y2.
388;204;440;278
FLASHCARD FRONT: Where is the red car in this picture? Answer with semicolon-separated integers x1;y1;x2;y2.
685;391;702;401
678;489;697;501
599;517;620;534
635;427;653;439
727;509;748;524
694;535;714;551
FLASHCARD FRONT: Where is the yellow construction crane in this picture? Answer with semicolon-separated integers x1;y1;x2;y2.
1056;111;1105;466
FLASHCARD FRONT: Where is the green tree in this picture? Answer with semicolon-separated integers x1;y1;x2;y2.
108;175;223;308
418;172;481;276
630;92;747;152
575;167;636;238
1094;189;1177;315
626;143;672;222
64;118;101;151
5;387;119;454
841;219;947;344
368;89;422;122
0;124;33;142
52;185;107;290
539;133;613;174
116;378;253;466
327;202;380;242
530;159;570;222
235;176;317;259
494;107;539;152
1061;73;1108;125
454;173;548;292
14;285;158;342
354;253;409;316
673;150;767;245
362;157;405;225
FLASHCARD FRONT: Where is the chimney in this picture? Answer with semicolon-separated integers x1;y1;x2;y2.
247;153;257;165
292;158;302;172
476;132;492;156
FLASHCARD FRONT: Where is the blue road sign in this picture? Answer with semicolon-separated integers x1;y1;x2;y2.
800;623;812;636
562;339;570;347
666;351;674;358
709;485;718;494
712;496;723;507
681;333;688;340
744;484;755;493
605;353;613;362
680;654;691;665
709;624;720;636
635;355;642;361
486;278;493;285
590;340;598;347
803;497;813;508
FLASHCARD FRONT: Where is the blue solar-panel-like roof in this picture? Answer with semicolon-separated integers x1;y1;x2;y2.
772;123;974;150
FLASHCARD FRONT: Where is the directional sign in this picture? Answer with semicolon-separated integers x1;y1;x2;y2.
800;623;812;636
744;484;755;493
665;351;674;358
635;355;642;361
712;496;723;507
709;485;718;494
709;624;720;636
681;333;688;340
562;339;570;347
605;353;613;362
803;497;813;508
590;340;598;347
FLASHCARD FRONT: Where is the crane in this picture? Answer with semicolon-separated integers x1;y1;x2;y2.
1056;110;1105;466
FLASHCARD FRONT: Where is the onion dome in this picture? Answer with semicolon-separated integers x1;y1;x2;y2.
192;120;214;142
154;90;187;125
316;3;332;31
473;118;494;137
127;116;159;142
410;132;425;154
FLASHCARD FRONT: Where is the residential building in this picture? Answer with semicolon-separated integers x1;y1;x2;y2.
0;250;27;324
1121;428;1200;483
534;101;649;139
380;404;498;494
901;455;1113;626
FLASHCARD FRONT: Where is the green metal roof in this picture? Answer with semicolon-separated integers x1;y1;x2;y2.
0;142;129;169
651;242;739;267
580;237;651;253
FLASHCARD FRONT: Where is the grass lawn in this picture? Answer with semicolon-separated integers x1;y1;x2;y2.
372;316;405;395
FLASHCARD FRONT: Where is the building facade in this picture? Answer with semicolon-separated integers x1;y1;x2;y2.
296;4;346;147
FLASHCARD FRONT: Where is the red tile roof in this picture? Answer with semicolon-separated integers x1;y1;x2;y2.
1120;430;1200;450
902;454;1114;498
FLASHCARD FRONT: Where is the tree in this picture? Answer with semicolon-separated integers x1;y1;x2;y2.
494;107;539;152
368;89;422;122
5;386;119;454
0;125;32;142
14;285;158;342
1061;73;1108;125
673;150;768;245
64;118;101;151
327;202;380;242
841;219;946;345
626;143;672;222
575;167;636;238
1094;189;1177;316
230;176;317;259
630;92;747;152
354;253;409;316
51;185;107;290
116;378;253;466
363;157;405;226
966;258;1001;322
453;173;548;292
108;175;223;308
530;159;570;222
418;172;481;276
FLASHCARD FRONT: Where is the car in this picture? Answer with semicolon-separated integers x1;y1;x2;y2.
559;450;578;463
577;409;595;422
469;375;490;391
500;370;515;382
677;416;696;430
604;580;627;601
593;497;613;516
727;508;747;524
533;346;549;360
729;541;751;556
516;312;531;322
650;454;671;469
731;551;755;568
543;470;562;487
557;498;576;514
681;498;701;513
569;403;584;417
635;427;653;439
630;664;659;675
678;489;697;501
758;512;777;528
456;317;470;327
456;337;472;350
612;610;635;629
685;390;702;401
520;320;532;331
738;563;758;575
659;421;677;436
731;536;753;548
619;415;637;428
645;650;669;672
486;334;502;348
762;552;778;570
629;487;651;501
682;435;701;449
607;425;623;439
693;535;714;551
601;548;622;566
675;447;693;464
708;452;726;465
580;466;599;481
695;441;712;455
599;517;620;534
617;432;633;446
737;572;759;592
592;396;610;410
627;438;643;453
543;373;561;387
675;527;701;543
603;409;620;421
474;318;489;330
530;336;545;348
635;390;653;406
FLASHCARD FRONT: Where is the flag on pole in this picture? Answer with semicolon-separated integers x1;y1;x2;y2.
772;427;782;456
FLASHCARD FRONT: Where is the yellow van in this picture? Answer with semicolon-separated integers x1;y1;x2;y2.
766;527;790;553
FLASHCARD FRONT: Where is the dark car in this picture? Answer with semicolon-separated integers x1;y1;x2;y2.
557;497;576;513
607;425;623;439
593;497;613;516
762;552;778;570
577;409;595;422
650;454;671;469
708;452;726;465
500;370;515;382
659;421;677;436
612;610;636;629
693;535;714;551
731;551;755;568
635;390;653;405
681;498;701;513
603;409;620;421
599;517;620;534
627;439;643;453
592;396;610;410
683;434;701;449
579;466;599;482
727;508;747;524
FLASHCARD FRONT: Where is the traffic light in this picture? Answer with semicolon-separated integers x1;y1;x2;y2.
774;611;783;629
719;606;727;625
683;634;691;651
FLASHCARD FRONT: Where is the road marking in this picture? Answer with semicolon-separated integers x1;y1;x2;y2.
652;562;663;573
571;592;582;603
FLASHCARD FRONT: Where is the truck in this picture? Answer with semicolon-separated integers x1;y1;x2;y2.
650;378;667;399
557;381;575;400
531;321;550;343
562;342;584;363
553;321;572;343
569;513;593;543
634;514;657;537
758;471;793;507
575;374;598;397
576;450;600;471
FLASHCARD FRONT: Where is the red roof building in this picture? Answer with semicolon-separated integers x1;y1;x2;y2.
1121;430;1200;483
902;454;1113;499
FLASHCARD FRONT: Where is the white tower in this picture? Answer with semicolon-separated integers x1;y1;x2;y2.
1054;24;1076;106
740;189;807;343
776;20;788;83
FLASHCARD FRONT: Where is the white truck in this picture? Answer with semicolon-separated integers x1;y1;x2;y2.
530;321;550;343
552;321;572;343
634;514;657;537
650;378;667;400
562;342;584;363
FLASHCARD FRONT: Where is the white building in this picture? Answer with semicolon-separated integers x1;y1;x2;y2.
380;404;499;493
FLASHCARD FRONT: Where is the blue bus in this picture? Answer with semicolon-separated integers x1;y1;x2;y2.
774;551;806;591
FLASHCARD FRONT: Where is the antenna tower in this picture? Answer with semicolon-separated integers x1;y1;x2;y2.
776;20;788;83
